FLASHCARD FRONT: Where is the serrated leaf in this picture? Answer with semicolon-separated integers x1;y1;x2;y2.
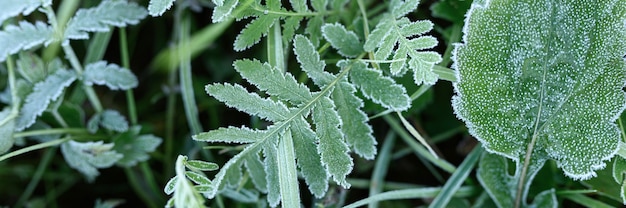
192;126;263;143
452;0;626;180
290;0;308;12
0;0;51;24
305;16;324;46
234;59;313;105
114;133;162;167
313;96;352;188
185;171;212;185
365;15;441;85
291;117;329;197
0;21;54;62
15;69;76;131
212;0;238;23
234;15;279;51
61;140;123;182
148;0;176;16
294;35;334;87
186;160;219;171
321;23;363;57
282;17;303;47
244;153;268;192
83;61;138;90
164;176;178;195
332;81;376;159
0;108;16;154
100;110;129;132
346;60;410;111
205;83;290;122
390;0;420;19
64;0;147;41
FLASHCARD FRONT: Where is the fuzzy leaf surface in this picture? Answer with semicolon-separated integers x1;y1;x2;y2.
205;83;290;122
0;21;54;62
452;0;626;180
313;96;352;188
364;14;441;85
61;140;123;182
346;60;410;111
0;0;51;24
114;130;162;167
321;23;363;57
64;0;147;41
0;108;15;154
186;160;219;171
100;110;129;132
16;69;76;131
234;59;312;105
148;0;176;16
83;61;138;90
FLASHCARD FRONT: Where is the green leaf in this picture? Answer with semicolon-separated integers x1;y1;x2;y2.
0;108;16;154
234;15;279;51
313;96;352;188
186;160;219;171
212;0;238;23
0;21;54;62
0;0;51;24
293;35;334;87
148;0;176;16
234;59;312;105
452;0;626;180
262;136;281;207
389;0;420;19
244;154;268;192
83;61;138;90
15;69;76;131
346;60;410;111
60;140;123;182
291;117;328;197
365;15;441;85
205;83;290;122
332;81;376;159
192;126;263;143
185;171;212;185
164;176;178;195
321;23;363;57
64;0;147;41
16;52;48;84
114;132;162;167
100;110;129;132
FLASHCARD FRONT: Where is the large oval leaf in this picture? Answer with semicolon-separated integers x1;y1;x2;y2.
452;0;626;180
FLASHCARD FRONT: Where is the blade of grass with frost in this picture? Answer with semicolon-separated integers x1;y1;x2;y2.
452;0;626;180
397;112;438;158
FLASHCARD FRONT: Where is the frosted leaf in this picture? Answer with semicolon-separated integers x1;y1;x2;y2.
205;83;291;122
114;132;162;167
389;0;420;19
452;0;626;180
291;117;329;197
83;61;138;90
262;136;281;207
0;0;51;24
332;81;377;159
16;52;47;84
192;126;264;143
15;69;76;131
234;15;279;51
212;0;238;23
100;110;129;132
293;35;334;87
186;160;219;171
148;0;176;16
0;108;15;154
364;14;441;85
244;154;268;192
185;171;211;185
234;59;313;105
164;176;178;195
61;140;123;182
345;60;410;111
313;96;352;188
321;23;363;58
65;0;147;41
0;21;54;62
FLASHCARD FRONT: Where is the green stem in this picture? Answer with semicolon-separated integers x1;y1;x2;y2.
14;147;57;208
0;138;70;162
119;28;138;125
432;65;457;82
62;44;104;112
14;128;87;138
178;15;203;134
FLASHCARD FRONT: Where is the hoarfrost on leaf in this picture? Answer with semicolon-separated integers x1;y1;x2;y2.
148;0;177;16
83;61;138;90
61;140;123;182
0;21;54;62
0;108;16;154
452;0;626;180
64;0;147;42
0;0;52;25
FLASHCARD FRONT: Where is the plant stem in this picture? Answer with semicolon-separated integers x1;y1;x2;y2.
119;28;139;125
14;147;57;208
14;128;87;138
178;15;203;134
124;167;158;208
0;138;70;162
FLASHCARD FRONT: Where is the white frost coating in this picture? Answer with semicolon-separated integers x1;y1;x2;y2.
61;140;123;182
148;0;176;17
0;0;50;24
452;0;626;180
64;0;147;41
15;69;76;131
83;61;138;90
0;21;54;62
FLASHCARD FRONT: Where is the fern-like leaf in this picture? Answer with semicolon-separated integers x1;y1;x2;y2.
205;83;290;122
0;21;54;62
234;15;279;51
234;59;312;105
83;61;138;90
0;0;52;24
344;60;410;111
15;69;77;131
148;0;176;16
364;11;441;85
64;0;147;41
